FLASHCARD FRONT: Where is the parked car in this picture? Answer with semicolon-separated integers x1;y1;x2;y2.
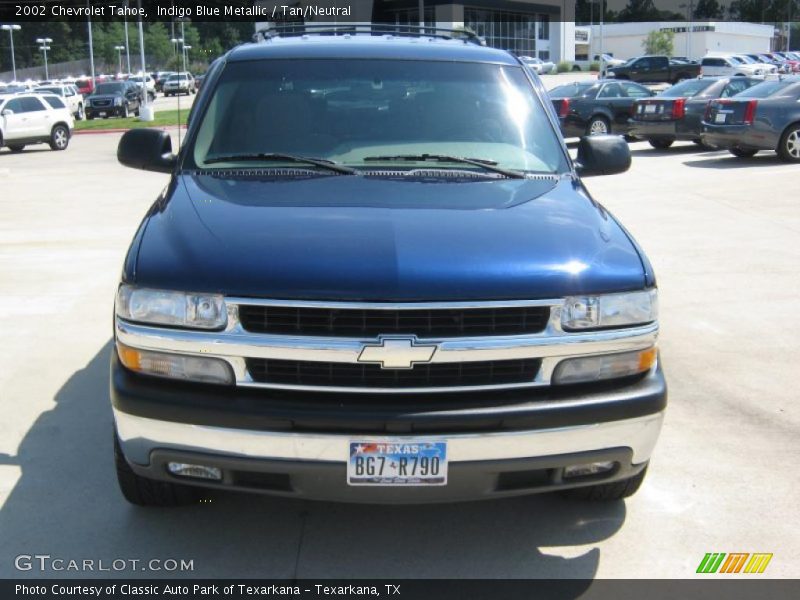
629;76;761;149
702;77;800;162
128;75;156;101
0;93;73;152
549;79;654;137
153;71;175;93
520;56;555;74
111;29;664;507
74;77;94;97
732;55;778;76
764;53;799;73
605;55;701;84
163;72;195;96
85;81;142;119
35;84;85;120
700;55;767;78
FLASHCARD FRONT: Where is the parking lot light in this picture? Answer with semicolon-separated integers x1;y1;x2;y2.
36;37;52;80
114;45;126;77
1;24;21;82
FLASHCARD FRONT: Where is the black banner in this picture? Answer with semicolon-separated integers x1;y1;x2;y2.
3;580;800;600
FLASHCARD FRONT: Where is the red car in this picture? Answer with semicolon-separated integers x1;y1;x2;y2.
74;78;94;97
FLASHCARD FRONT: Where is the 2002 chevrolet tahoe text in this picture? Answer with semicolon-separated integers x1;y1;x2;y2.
111;27;666;506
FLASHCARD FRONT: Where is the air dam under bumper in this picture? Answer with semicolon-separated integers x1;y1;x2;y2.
113;409;664;503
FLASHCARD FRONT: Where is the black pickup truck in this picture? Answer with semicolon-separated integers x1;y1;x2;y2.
606;55;701;85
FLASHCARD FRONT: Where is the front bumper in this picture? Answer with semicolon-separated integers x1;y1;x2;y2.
112;355;666;502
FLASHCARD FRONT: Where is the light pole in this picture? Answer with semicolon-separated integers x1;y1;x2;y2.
36;37;53;80
679;1;695;59
86;2;96;89
1;24;21;82
114;45;126;76
183;44;191;69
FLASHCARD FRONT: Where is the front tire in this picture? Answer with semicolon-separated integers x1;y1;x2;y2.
114;432;201;507
777;124;800;163
586;116;610;136
648;139;674;150
76;104;85;121
121;104;129;118
49;125;69;151
729;148;758;158
563;465;649;501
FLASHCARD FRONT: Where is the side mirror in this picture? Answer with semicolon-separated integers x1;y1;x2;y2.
575;134;631;177
1;109;13;116
117;128;176;174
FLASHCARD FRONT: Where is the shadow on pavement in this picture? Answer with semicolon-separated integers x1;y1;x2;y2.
629;144;716;157
0;342;626;581
682;153;785;168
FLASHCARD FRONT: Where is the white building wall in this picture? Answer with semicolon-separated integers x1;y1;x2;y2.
589;22;774;62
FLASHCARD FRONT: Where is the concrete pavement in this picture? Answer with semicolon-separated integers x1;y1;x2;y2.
0;134;797;579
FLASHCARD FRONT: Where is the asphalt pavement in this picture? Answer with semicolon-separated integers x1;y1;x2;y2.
0;131;798;579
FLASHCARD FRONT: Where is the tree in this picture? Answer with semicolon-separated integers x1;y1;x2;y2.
693;0;724;19
643;30;674;56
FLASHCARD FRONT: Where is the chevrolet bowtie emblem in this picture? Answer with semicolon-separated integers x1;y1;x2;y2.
357;336;438;369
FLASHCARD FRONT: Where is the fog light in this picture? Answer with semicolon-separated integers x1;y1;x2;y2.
563;461;616;479
167;462;222;481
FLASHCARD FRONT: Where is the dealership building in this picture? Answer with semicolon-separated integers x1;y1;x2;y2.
257;0;576;62
575;21;776;62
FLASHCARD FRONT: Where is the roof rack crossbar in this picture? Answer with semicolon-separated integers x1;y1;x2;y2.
253;23;486;46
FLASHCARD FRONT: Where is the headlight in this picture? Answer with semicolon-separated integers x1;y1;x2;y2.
114;97;123;106
117;342;234;385
116;285;227;329
553;347;657;385
561;290;657;331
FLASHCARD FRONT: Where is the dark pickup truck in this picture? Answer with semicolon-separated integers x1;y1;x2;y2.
606;55;701;85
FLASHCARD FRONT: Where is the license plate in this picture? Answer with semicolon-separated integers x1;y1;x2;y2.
645;104;657;114
98;112;106;117
347;441;447;486
715;113;727;124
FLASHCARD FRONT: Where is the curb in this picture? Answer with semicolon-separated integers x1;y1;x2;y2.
74;125;187;136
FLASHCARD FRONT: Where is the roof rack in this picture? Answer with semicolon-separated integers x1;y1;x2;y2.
253;23;486;46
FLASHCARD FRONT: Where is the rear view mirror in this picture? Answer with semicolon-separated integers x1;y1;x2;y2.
575;135;632;177
117;128;176;174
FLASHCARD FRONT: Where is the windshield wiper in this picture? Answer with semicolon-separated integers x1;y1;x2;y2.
203;153;358;175
362;154;526;179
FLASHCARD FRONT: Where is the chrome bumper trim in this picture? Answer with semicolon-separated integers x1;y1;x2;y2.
114;409;665;466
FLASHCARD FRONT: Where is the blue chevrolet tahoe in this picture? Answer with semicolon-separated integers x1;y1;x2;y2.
112;27;665;506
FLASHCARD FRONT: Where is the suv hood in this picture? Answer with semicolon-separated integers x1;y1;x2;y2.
128;173;649;301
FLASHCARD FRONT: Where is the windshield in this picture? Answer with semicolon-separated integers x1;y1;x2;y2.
95;83;124;94
735;56;755;64
190;59;568;175
738;80;799;98
660;79;714;98
549;82;596;98
168;75;187;81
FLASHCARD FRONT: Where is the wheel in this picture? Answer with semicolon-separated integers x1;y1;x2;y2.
8;144;25;152
86;113;94;120
648;139;674;150
586;116;610;136
49;125;69;151
76;104;85;120
777;124;800;162
562;465;649;501
114;432;201;507
134;107;140;117
729;148;758;158
121;104;129;118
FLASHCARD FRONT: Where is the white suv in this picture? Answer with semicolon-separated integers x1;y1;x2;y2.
701;55;766;78
35;84;85;120
0;93;74;152
163;73;194;96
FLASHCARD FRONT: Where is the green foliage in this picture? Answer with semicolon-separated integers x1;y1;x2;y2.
589;62;601;72
642;30;674;57
557;61;573;73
